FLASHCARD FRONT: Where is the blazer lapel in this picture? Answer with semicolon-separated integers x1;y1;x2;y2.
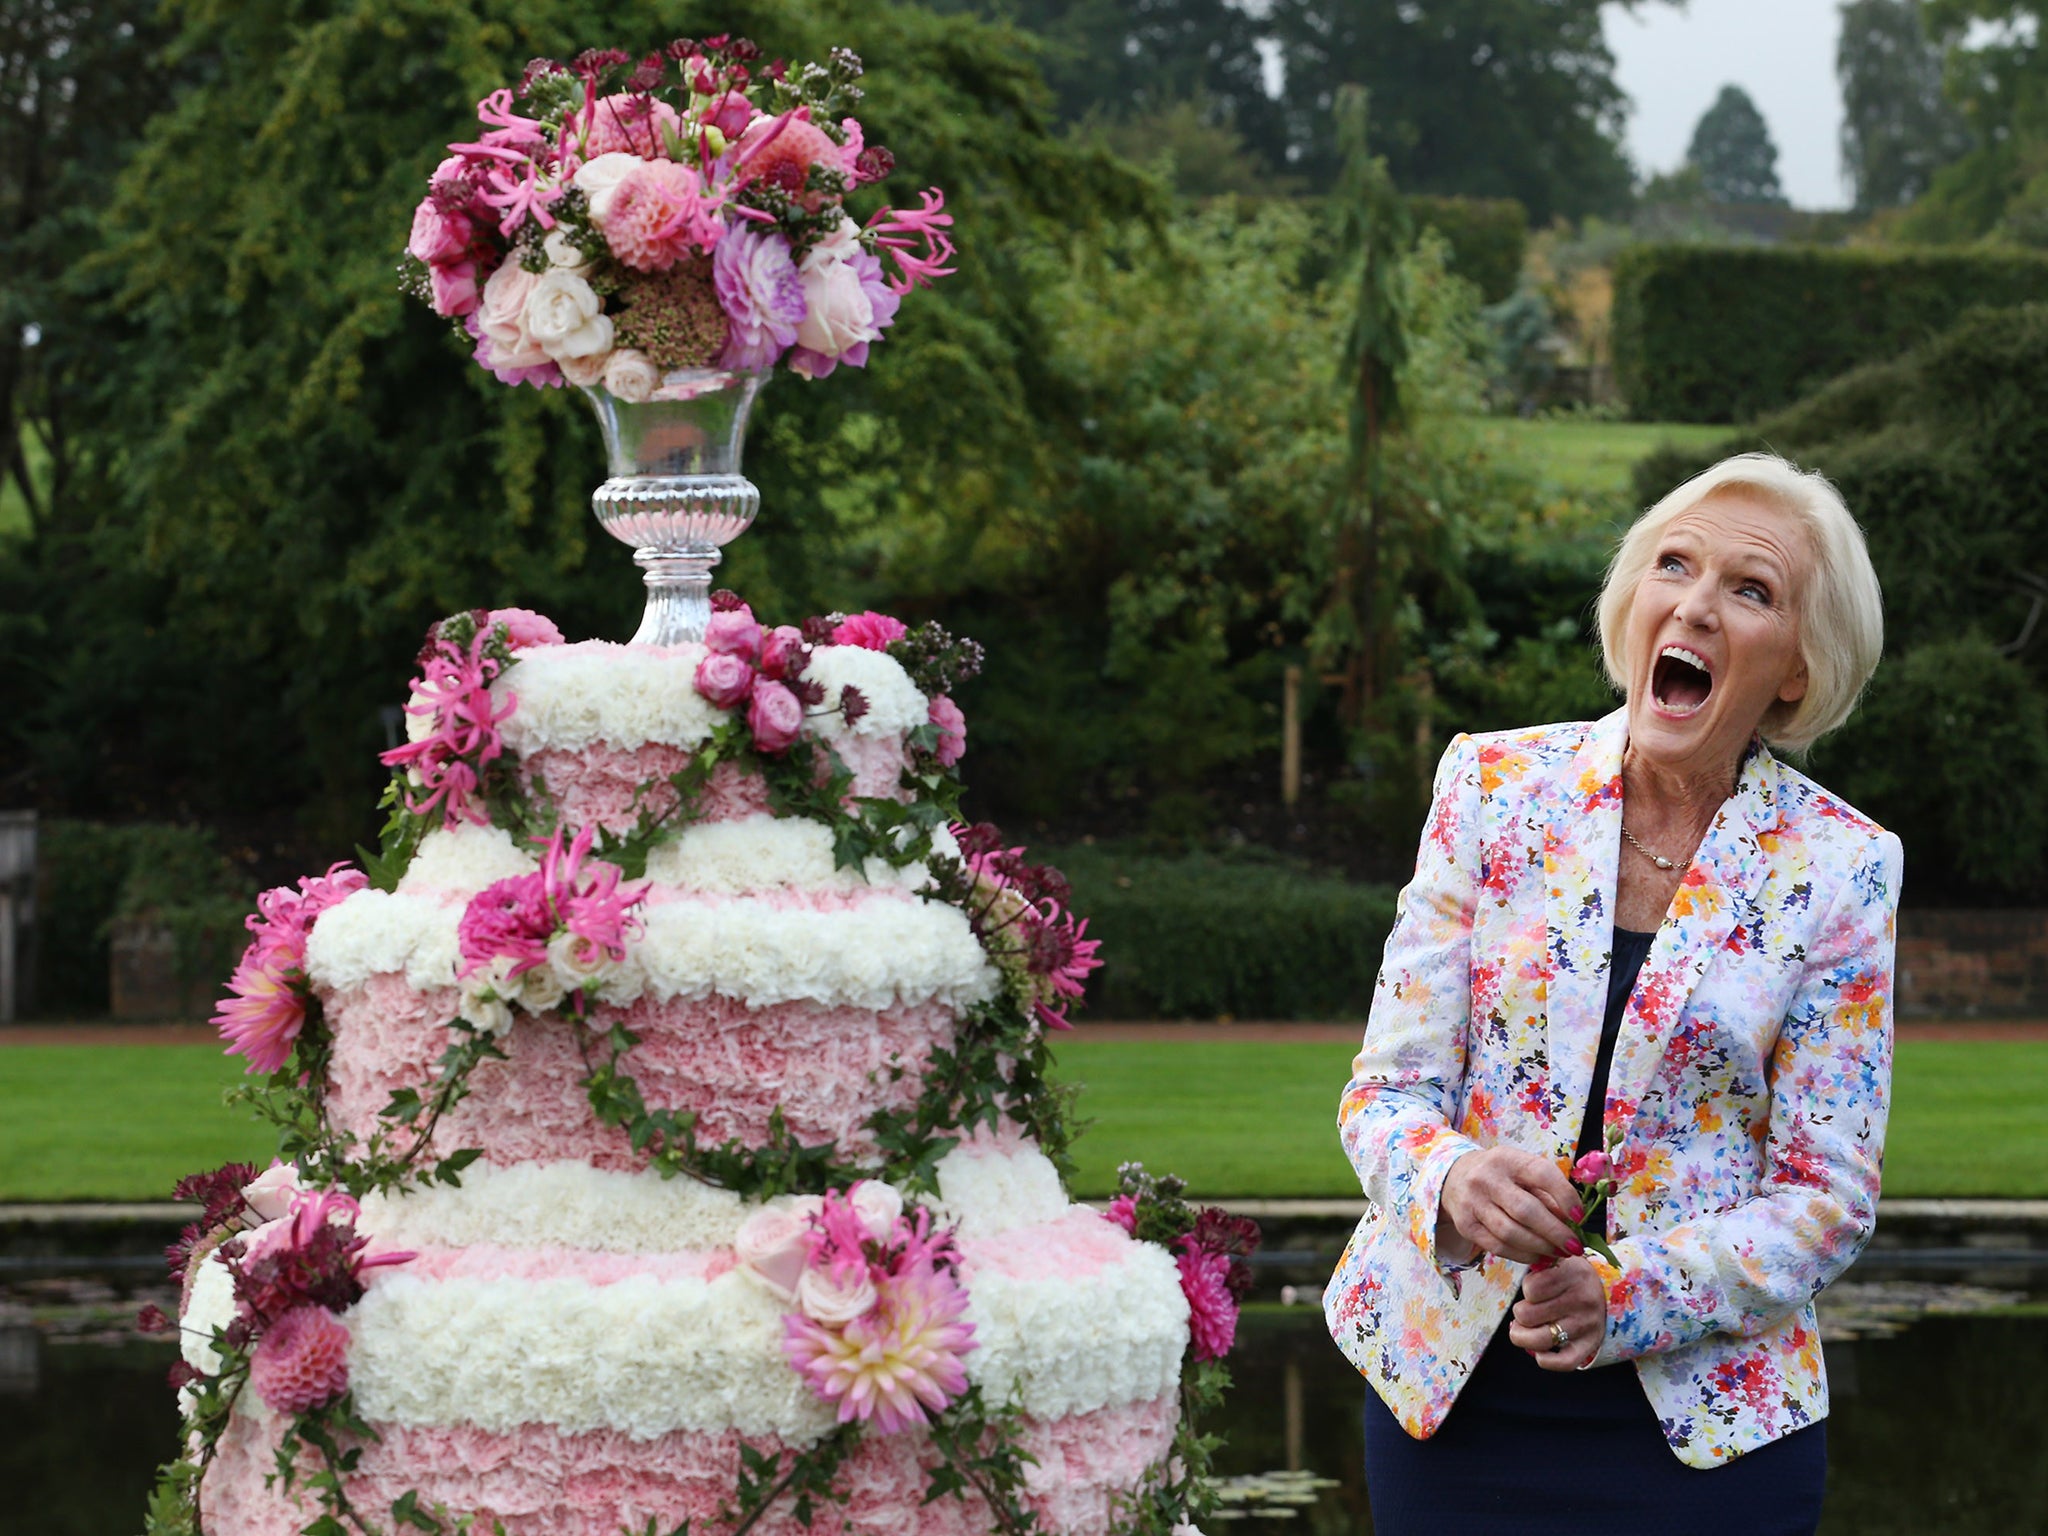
1601;740;1778;1151
1541;710;1628;1156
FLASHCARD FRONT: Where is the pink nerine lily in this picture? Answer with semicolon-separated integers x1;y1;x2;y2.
865;190;956;294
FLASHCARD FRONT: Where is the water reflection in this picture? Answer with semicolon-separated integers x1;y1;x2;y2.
4;1273;2043;1536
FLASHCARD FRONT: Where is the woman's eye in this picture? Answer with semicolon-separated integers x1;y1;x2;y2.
1657;554;1684;573
1739;582;1771;603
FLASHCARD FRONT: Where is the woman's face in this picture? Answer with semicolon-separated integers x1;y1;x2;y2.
1623;493;1810;780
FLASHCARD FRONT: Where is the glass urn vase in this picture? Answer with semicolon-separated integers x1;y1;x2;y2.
583;368;767;647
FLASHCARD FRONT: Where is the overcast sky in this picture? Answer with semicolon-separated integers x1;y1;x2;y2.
1606;0;1847;210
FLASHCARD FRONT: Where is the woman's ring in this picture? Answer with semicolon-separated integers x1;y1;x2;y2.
1548;1322;1570;1352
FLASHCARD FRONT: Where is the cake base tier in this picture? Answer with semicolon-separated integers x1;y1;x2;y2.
199;1393;1178;1536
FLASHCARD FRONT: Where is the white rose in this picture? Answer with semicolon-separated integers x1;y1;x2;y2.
733;1199;821;1302
603;347;660;402
795;1262;878;1327
846;1180;903;1244
518;964;565;1014
573;151;641;223
557;350;609;387
593;951;646;1007
459;980;514;1038
524;270;614;361
544;229;592;275
240;1162;302;1224
477;261;549;370
547;928;614;990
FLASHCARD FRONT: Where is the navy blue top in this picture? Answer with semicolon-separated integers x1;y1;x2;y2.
1577;927;1656;1171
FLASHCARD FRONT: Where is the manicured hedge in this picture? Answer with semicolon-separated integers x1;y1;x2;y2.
1408;195;1527;304
1052;846;1397;1021
1611;245;2048;423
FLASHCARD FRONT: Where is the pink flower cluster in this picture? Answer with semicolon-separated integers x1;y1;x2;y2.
457;823;648;1012
207;1180;414;1416
211;863;367;1075
736;1184;976;1434
954;825;1102;1031
379;623;527;828
404;37;954;388
691;597;823;754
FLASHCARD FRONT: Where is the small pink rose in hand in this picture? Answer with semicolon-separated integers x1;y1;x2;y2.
748;680;805;753
695;651;756;710
1572;1151;1612;1185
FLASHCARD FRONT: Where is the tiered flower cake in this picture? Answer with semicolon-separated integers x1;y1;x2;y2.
155;603;1253;1536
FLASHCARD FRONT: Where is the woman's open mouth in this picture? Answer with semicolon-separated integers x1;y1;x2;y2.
1651;645;1713;716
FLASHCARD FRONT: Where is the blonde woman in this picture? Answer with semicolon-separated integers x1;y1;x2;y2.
1325;454;1901;1533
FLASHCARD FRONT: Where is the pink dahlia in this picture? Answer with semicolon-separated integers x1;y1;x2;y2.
928;695;966;767
249;1304;352;1415
584;91;682;160
831;611;908;651
213;863;366;1073
600;158;722;272
735;112;841;207
1176;1239;1238;1362
782;1265;976;1434
713;226;805;371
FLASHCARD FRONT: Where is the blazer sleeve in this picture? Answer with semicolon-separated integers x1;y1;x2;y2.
1338;731;1486;1274
1587;827;1906;1364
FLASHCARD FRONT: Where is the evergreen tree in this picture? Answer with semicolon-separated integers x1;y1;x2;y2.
1838;0;1970;211
1685;84;1787;204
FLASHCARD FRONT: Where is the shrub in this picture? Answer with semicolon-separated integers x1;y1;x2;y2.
1052;845;1397;1020
1611;245;2048;422
1408;195;1528;304
35;821;250;1016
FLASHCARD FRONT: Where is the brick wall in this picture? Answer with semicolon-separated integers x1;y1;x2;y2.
1896;909;2048;1017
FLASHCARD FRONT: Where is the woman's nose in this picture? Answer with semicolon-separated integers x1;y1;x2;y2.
1673;576;1719;630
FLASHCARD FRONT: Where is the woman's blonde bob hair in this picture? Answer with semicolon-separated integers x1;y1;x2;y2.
1596;452;1883;754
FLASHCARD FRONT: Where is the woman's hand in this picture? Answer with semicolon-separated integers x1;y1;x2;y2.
1438;1146;1583;1266
1509;1257;1607;1371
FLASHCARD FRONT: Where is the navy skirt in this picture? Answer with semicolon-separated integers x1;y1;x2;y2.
1361;1318;1827;1535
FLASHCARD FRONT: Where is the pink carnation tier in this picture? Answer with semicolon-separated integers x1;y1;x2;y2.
175;614;1198;1536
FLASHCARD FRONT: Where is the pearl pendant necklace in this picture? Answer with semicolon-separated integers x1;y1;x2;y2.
1622;824;1681;871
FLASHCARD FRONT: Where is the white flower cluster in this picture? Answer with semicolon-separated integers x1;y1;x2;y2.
493;643;725;755
636;815;955;897
928;1143;1073;1241
337;1221;1187;1438
801;646;933;740
399;824;539;894
347;1269;837;1441
182;1253;238;1377
478;641;931;758
305;886;998;1014
359;1161;751;1254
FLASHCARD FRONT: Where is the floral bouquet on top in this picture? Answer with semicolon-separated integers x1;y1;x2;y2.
400;36;955;396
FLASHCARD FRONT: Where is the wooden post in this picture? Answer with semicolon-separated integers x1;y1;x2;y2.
1282;665;1302;809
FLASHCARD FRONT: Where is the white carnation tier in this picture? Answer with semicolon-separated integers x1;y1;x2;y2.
183;635;1190;1535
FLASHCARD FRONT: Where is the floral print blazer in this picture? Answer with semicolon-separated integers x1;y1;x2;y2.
1323;708;1903;1467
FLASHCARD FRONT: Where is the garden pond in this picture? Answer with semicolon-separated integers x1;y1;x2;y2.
4;1258;2044;1536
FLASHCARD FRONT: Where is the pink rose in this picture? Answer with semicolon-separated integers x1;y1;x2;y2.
240;1162;303;1225
704;608;763;661
796;1262;879;1327
703;90;756;141
831;611;908;651
759;625;807;681
928;695;966;767
747;680;804;754
734;1199;822;1302
847;1180;903;1244
487;608;563;649
427;260;479;318
407;196;471;266
695;650;756;710
794;219;880;363
477;261;549;371
584;92;683;161
1572;1151;1612;1185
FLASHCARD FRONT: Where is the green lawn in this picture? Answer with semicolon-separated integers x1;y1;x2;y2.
1465;417;1731;501
1;1038;2042;1202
